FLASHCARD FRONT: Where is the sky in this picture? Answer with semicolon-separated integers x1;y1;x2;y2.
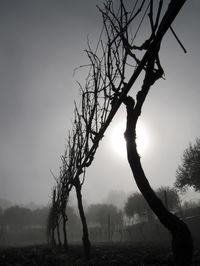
0;0;200;208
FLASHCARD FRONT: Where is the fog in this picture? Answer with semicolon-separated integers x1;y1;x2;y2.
0;0;200;208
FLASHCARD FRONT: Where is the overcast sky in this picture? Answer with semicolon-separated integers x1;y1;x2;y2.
0;0;200;207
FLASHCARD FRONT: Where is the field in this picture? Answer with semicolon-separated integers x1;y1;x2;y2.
0;243;200;266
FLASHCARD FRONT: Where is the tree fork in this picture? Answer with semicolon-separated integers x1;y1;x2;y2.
75;0;188;176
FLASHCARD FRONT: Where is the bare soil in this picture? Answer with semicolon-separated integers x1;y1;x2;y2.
0;243;199;265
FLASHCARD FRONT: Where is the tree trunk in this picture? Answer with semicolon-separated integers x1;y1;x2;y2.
56;220;62;247
51;226;56;247
75;179;91;259
49;189;57;247
124;100;193;266
62;210;68;250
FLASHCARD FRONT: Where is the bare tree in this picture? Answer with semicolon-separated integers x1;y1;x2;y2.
49;131;80;250
58;155;73;250
97;1;193;265
48;169;68;248
63;55;115;257
52;0;193;264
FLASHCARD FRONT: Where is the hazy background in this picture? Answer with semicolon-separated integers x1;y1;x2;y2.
0;0;200;208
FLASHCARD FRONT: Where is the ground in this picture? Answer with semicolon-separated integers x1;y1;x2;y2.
0;243;200;265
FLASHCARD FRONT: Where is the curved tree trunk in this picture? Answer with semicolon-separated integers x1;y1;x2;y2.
75;179;91;259
124;99;193;266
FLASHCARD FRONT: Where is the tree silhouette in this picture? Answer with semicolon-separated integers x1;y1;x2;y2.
97;1;193;265
56;160;71;249
58;54;115;257
125;188;180;223
51;0;193;264
175;138;200;193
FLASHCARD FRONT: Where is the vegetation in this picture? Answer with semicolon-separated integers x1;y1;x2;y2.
2;206;48;230
175;138;200;192
45;0;193;264
125;192;151;221
124;187;180;224
1;194;199;247
0;0;198;265
0;204;81;246
0;243;192;266
156;187;180;212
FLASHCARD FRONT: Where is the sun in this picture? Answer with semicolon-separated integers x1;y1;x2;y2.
110;120;150;158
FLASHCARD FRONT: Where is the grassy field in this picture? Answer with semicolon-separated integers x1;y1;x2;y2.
0;243;200;265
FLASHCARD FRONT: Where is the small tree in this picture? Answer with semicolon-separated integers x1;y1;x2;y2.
175;138;200;192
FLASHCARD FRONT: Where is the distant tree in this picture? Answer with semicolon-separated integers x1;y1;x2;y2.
125;188;180;222
3;206;32;230
0;199;12;210
180;200;200;217
87;204;123;229
46;189;58;246
156;186;180;212
124;193;150;221
66;206;80;229
105;190;127;210
52;171;69;249
175;138;200;192
32;207;49;227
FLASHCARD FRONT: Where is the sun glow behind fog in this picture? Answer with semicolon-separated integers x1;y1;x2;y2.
110;121;150;158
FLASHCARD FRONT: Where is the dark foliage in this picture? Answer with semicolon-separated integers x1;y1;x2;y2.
124;188;180;222
86;204;123;228
0;244;200;266
175;138;200;192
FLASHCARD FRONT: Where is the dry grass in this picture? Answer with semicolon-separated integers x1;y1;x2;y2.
0;243;199;265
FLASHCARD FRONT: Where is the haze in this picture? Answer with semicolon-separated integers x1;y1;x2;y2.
0;0;200;207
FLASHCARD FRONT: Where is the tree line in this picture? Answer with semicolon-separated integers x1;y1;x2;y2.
1;184;200;245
